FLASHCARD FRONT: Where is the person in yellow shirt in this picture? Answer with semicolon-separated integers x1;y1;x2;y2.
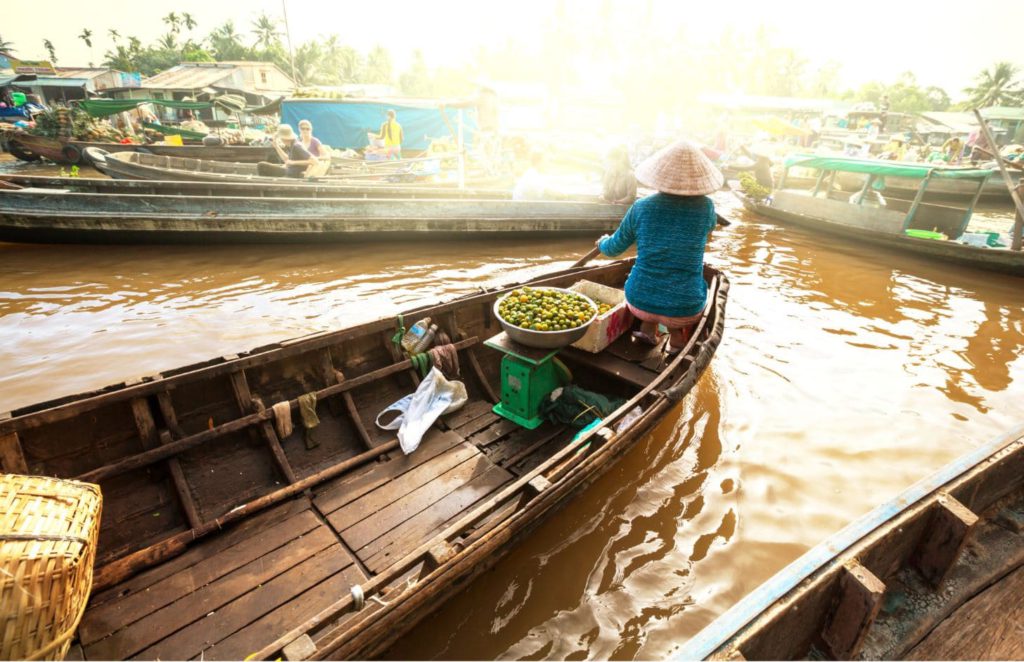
375;109;403;159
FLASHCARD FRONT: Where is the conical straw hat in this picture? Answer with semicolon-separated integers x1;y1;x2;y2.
635;140;724;196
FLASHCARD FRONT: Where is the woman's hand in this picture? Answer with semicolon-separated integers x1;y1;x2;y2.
595;234;610;248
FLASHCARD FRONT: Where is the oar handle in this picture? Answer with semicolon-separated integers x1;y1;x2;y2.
572;245;602;268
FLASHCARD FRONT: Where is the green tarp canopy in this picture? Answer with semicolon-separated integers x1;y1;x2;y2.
784;154;992;180
78;98;211;117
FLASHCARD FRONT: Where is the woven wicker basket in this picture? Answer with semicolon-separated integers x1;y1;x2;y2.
0;474;102;661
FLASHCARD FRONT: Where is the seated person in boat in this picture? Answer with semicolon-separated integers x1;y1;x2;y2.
942;136;964;164
298;119;323;158
602;146;638;205
596;140;721;354
259;124;317;178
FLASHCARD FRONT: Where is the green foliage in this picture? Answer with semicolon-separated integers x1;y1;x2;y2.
0;34;15;53
854;72;951;112
42;39;57;64
961;62;1023;108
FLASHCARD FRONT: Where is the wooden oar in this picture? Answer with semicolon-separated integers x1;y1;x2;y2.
974;109;1024;251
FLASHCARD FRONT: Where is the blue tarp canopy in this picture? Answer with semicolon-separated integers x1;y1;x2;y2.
280;98;478;151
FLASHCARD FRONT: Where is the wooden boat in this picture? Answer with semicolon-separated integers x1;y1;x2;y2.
0;173;528;201
0;258;729;660
89;148;512;188
0;187;626;244
836;165;1022;204
679;423;1024;660
0;131;277;165
737;155;1024;276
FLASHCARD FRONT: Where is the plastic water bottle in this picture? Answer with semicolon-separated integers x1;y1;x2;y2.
400;317;432;354
411;324;439;354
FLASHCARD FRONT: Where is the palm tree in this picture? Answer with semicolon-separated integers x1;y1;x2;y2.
157;33;178;51
208;20;248;60
182;12;197;32
963;62;1023;108
251;13;281;51
78;29;93;49
0;34;14;53
163;12;180;35
42;39;57;64
108;29;120;42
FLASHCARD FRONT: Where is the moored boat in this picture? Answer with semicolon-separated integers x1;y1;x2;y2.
0;131;277;164
737;155;1024;276
679;423;1024;660
0;187;626;244
0;257;729;660
89;148;511;188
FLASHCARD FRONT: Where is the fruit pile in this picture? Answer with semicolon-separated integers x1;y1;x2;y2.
497;288;596;332
595;301;614;316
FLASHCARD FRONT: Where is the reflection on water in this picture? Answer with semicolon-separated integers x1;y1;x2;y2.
1;189;1023;660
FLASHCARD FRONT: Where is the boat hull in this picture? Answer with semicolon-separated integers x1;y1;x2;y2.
741;196;1024;275
0;190;626;244
0;260;728;660
1;132;276;164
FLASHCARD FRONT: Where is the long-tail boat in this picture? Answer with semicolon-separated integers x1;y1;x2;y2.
0;257;729;660
0;185;625;244
0;131;277;164
736;155;1024;276
0;173;568;202
679;423;1024;661
88;149;512;188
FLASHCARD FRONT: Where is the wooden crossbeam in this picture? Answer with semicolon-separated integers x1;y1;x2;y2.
76;337;477;485
228;370;298;484
912;493;979;587
128;395;201;529
333;368;376;451
822;561;886;660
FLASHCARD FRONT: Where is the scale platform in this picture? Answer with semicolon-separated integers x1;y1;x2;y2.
484;332;565;429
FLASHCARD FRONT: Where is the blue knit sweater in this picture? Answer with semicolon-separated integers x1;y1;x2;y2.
598;193;715;317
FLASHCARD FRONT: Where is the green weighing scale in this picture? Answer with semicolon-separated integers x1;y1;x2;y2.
484;332;572;429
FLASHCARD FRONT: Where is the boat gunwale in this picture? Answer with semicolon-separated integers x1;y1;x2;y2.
676;422;1024;660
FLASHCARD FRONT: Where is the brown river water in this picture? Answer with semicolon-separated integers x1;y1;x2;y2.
1;159;1023;659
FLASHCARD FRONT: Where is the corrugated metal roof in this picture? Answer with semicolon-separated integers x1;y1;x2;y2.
55;68;114;80
981;106;1024;121
141;64;237;90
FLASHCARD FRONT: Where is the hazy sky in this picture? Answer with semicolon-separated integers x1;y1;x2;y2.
4;0;1022;95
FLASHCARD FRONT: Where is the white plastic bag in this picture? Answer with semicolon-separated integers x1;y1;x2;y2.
375;367;468;454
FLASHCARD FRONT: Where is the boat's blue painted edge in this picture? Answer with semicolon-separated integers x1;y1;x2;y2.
674;422;1024;661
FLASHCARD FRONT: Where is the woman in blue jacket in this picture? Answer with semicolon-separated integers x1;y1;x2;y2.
597;140;723;354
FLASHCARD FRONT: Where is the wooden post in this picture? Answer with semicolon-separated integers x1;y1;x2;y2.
822;561;886;660
1015;182;1024;252
457;109;466;190
811;169;827;197
777;165;788;190
973;109;1024;251
0;431;28;473
857;174;875;207
912;493;978;587
902;171;932;231
960;176;988;237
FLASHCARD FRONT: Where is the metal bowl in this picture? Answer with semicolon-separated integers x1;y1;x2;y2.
493;287;598;349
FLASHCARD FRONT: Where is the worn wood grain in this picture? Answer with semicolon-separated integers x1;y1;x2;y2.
312;430;464;516
84;525;337;660
913;494;979;586
362;463;512;573
88;497;310;609
0;431;27;472
327;443;480;533
906;565;1024;660
137;544;354;660
339;452;494;551
80;509;321;645
822;561;886;660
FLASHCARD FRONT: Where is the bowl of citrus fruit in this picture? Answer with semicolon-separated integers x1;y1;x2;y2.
494;286;599;348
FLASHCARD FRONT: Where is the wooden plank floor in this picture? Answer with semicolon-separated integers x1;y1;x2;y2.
315;428;513;574
906;564;1024;660
78;497;367;660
